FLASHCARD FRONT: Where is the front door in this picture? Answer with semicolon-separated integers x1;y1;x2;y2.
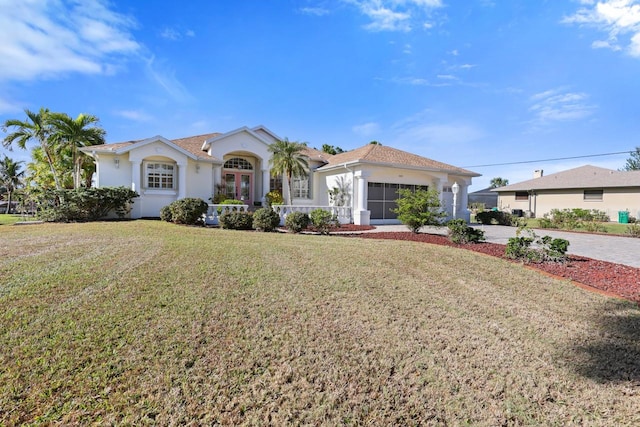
225;172;252;205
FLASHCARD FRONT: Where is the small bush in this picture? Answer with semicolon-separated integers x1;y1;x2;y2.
216;199;244;214
252;207;280;232
582;221;607;233
626;222;640;238
309;208;339;235
392;188;446;233
505;227;570;263
210;193;227;204
475;210;514;226
537;217;555;229
266;190;284;206
447;219;485;244
219;211;254;230
285;211;310;233
162;198;208;226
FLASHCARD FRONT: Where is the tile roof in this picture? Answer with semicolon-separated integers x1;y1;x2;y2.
300;146;333;163
320;143;480;176
494;165;640;191
83;133;221;161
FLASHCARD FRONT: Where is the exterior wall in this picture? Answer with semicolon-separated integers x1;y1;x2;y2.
95;153;131;187
497;187;640;221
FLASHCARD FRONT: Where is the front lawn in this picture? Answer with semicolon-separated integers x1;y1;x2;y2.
1;221;639;425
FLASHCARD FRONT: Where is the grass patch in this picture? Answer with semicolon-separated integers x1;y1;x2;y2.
1;221;639;425
0;214;22;226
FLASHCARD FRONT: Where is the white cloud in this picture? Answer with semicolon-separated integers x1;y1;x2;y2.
563;0;640;57
299;7;331;16
145;56;193;103
352;122;381;137
345;0;443;32
0;0;140;82
0;96;23;115
529;88;596;124
160;27;196;40
114;109;153;122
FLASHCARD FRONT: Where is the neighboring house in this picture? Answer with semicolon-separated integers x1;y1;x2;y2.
493;165;640;221
80;125;480;225
468;187;498;209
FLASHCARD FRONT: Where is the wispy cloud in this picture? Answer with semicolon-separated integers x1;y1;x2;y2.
0;97;22;115
352;122;381;137
0;0;140;82
160;27;196;40
529;88;596;124
563;0;640;57
299;7;331;16
345;0;443;32
114;109;154;122
145;56;194;103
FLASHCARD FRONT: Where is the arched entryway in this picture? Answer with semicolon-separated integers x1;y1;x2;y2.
223;157;254;205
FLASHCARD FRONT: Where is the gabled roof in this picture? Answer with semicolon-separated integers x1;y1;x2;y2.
201;126;280;151
317;143;480;176
80;133;221;162
493;165;640;192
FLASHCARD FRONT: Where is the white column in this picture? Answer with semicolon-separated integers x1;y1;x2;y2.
130;160;142;219
177;162;187;199
460;184;470;222
262;169;270;205
354;171;370;225
131;160;141;193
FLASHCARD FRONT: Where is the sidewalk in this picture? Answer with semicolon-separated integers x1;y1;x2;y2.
365;224;640;268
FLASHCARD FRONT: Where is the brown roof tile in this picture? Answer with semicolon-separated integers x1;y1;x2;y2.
494;165;640;191
322;143;479;175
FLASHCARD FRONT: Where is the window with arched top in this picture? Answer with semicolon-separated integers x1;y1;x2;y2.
224;158;253;170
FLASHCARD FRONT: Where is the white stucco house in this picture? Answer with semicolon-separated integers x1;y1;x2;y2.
80;125;480;225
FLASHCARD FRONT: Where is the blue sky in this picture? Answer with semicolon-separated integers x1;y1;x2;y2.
1;0;639;189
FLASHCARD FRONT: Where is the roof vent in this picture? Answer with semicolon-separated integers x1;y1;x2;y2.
533;169;543;178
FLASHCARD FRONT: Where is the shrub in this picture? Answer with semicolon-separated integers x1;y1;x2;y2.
447;219;485;244
547;208;610;230
266;190;284;206
626;222;640;238
582;221;607;233
252;207;280;232
285;211;310;233
309;208;339;235
392;188;446;233
505;227;570;263
537;217;555;229
210;192;227;204
36;187;138;222
219;211;254;230
162;198;208;226
475;210;514;226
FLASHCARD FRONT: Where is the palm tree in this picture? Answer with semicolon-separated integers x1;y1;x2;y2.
2;108;62;190
489;177;509;188
49;112;106;188
268;138;309;205
0;155;25;214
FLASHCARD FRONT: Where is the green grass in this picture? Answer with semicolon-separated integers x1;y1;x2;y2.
525;218;634;234
1;221;640;425
0;214;22;225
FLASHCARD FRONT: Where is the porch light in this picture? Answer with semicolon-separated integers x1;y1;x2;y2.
451;181;460;219
114;157;120;169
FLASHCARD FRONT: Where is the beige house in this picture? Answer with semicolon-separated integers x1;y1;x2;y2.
493;165;640;221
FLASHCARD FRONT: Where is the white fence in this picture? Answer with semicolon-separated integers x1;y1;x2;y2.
271;205;352;225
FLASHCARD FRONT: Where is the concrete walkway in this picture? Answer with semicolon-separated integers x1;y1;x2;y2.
365;224;640;268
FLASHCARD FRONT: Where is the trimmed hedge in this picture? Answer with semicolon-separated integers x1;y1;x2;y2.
36;187;138;222
161;198;209;226
252;207;280;232
285;211;310;233
219;211;254;230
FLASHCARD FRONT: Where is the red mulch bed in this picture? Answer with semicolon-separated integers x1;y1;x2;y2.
343;230;640;304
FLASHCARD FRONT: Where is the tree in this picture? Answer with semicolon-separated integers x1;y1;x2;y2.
622;147;640;171
49;112;106;188
321;144;344;155
392;188;447;233
268;138;309;205
369;140;382;145
2;108;62;190
489;177;509;188
0;155;25;214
